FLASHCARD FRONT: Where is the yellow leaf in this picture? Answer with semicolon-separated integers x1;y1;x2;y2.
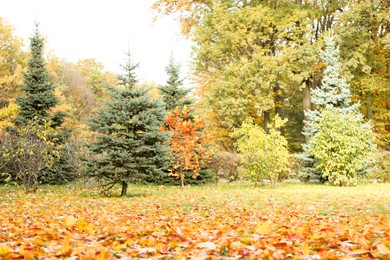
64;216;77;227
0;245;12;256
255;222;272;234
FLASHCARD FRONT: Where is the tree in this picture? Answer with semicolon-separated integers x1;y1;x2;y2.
152;0;210;34
0;102;19;131
191;1;316;149
308;108;374;186
300;35;375;184
162;106;212;187
0;121;60;191
231;116;290;188
0;17;26;106
159;57;191;111
85;52;170;196
335;0;390;148
14;24;64;127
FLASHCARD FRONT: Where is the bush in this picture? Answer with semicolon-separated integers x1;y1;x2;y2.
0;121;61;191
369;150;390;183
308;108;375;186
209;151;241;182
231;116;291;187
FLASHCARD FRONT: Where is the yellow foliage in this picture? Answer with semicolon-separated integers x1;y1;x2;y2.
0;102;19;130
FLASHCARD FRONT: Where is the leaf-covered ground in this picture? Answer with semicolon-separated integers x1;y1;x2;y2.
0;183;389;259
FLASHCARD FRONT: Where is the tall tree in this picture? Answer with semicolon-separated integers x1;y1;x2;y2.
0;17;26;107
299;35;374;183
86;52;170;196
14;25;64;127
159;57;191;111
336;0;390;148
192;2;313;149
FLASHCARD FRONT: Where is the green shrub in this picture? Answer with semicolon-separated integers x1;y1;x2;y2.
309;108;375;186
231;116;291;187
369;150;390;183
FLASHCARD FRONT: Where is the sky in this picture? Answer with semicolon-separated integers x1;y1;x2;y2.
1;0;192;85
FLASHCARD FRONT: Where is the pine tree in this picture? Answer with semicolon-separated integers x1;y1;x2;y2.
14;25;64;127
6;25;72;187
159;57;191;111
299;35;373;183
303;36;361;139
86;52;170;196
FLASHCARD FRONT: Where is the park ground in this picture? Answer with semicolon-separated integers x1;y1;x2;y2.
0;183;389;259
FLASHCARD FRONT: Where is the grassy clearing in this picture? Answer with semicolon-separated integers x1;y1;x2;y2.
0;183;389;259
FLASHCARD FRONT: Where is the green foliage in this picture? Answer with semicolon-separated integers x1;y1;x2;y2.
14;25;62;126
300;35;376;184
368;150;390;183
85;53;170;196
159;57;191;111
308;108;374;186
0;120;61;191
232;116;291;187
9;25;73;185
192;2;317;149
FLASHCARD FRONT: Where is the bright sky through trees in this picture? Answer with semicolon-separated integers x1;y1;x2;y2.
0;0;192;85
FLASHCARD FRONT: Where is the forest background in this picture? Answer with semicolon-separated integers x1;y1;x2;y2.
0;0;389;191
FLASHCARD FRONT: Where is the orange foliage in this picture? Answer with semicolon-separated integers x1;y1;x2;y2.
0;185;389;258
162;106;212;186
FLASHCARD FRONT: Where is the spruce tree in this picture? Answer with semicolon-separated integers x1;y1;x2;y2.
159;57;191;111
14;25;64;127
86;52;170;196
8;25;70;187
299;35;373;183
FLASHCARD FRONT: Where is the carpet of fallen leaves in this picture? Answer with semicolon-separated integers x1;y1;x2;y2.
0;183;390;259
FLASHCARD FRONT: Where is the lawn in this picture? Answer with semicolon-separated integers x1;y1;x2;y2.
0;183;389;259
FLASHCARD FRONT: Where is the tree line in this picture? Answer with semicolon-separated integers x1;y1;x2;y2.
0;22;212;195
1;0;389;194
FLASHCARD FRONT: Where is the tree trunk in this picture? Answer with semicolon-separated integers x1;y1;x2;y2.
181;174;185;188
263;111;270;134
366;92;373;120
302;82;312;144
121;181;128;197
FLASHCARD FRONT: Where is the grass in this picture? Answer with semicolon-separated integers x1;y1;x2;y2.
0;182;389;258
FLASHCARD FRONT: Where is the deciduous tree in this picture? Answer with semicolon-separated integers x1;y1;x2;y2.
162;106;212;187
0;17;26;106
232;116;290;187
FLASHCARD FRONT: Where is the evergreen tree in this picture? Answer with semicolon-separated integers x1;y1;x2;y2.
159;57;191;111
299;35;373;183
86;52;170;196
6;25;71;187
14;25;64;127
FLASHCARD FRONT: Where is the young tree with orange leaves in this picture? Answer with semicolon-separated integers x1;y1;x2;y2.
162;106;212;187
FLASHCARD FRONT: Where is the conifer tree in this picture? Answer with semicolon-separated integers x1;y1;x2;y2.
159;57;191;111
299;35;374;183
14;25;64;127
6;25;70;187
86;52;170;196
